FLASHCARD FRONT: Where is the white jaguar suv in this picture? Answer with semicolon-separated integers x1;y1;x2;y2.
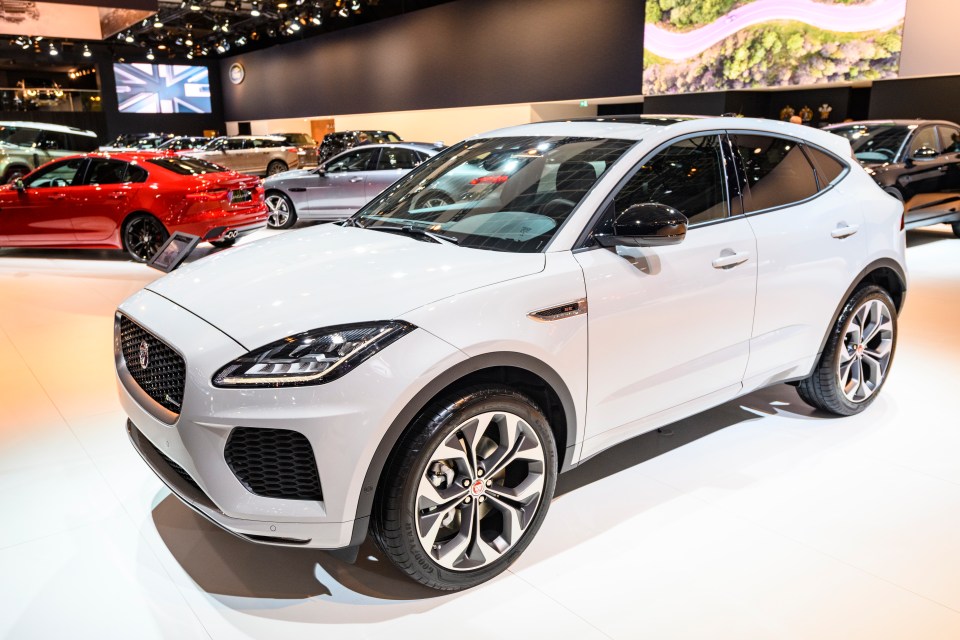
116;116;907;591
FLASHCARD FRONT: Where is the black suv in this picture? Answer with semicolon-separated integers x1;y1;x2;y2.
826;120;960;236
318;130;402;162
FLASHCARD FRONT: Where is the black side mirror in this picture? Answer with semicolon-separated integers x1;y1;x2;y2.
595;203;688;248
13;178;25;192
912;146;938;161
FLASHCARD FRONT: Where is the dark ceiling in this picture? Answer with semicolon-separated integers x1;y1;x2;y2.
2;0;457;64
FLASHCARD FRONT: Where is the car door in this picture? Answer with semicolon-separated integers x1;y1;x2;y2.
935;124;960;217
70;158;144;242
726;132;867;388
367;146;422;197
574;134;758;456
245;138;268;174
897;126;951;225
304;147;380;216
0;157;86;245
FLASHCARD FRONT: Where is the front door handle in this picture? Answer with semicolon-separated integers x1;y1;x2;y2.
712;251;750;269
349;177;364;183
831;224;860;239
106;193;125;200
47;193;67;201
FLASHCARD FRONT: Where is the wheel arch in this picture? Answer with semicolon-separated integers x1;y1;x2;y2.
120;210;168;251
2;163;31;182
814;258;906;361
351;351;580;543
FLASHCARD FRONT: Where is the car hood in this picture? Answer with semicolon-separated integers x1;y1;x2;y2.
265;168;316;184
146;224;545;350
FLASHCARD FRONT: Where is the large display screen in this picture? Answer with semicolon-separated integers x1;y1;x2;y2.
114;63;211;113
643;0;907;96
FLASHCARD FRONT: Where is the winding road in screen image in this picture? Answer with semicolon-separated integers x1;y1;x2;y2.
645;0;907;60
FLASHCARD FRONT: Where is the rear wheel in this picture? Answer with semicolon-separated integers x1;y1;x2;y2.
373;386;557;591
265;192;297;229
415;190;454;209
266;160;288;176
797;285;897;416
122;214;168;262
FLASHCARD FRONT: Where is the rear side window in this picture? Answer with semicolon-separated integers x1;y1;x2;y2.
148;157;228;175
729;134;819;212
377;147;422;170
68;133;99;152
85;159;129;185
805;146;846;189
938;126;960;153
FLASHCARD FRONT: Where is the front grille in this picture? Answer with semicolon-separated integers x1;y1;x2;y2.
230;189;252;204
119;316;185;415
225;427;323;501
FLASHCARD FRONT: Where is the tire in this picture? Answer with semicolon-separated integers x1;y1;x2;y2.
122;213;169;262
414;189;454;210
883;187;904;202
3;166;29;184
266;160;288;176
951;221;960;238
797;285;897;416
372;386;558;591
265;192;297;229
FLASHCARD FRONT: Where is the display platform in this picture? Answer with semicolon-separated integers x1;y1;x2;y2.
1;227;958;639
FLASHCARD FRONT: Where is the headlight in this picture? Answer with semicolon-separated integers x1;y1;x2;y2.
213;321;414;388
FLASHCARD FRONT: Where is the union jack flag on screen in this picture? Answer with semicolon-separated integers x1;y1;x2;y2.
114;63;211;114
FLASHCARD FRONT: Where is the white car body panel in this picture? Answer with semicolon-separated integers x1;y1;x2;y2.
116;117;907;551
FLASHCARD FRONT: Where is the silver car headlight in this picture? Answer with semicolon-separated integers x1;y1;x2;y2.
213;321;414;388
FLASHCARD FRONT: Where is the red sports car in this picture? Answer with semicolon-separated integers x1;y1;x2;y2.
0;151;268;261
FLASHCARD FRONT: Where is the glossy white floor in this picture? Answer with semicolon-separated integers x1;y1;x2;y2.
1;226;959;640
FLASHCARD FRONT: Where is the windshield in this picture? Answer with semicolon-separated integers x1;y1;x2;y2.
828;124;910;163
354;136;635;252
148;157;228;176
0;126;39;148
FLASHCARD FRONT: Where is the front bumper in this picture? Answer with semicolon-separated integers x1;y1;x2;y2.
116;288;466;548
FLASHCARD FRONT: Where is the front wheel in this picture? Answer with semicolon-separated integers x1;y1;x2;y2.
373;387;557;591
123;213;169;262
265;192;297;229
797;285;897;415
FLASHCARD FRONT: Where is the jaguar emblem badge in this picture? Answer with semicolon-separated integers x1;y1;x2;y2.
138;340;150;369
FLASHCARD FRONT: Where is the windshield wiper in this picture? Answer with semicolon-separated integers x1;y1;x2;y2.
364;224;459;245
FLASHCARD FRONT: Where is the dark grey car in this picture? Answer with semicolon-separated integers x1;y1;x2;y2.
262;142;441;229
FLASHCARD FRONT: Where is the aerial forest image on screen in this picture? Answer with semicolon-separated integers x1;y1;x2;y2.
643;0;907;95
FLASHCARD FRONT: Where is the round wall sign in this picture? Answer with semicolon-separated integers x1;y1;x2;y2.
228;62;245;85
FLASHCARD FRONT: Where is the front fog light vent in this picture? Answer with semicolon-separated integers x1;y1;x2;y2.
224;427;323;501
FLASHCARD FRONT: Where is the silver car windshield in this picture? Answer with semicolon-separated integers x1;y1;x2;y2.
354;136;634;252
828;124;910;163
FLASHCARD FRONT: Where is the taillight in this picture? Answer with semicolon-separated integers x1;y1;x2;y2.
186;189;227;202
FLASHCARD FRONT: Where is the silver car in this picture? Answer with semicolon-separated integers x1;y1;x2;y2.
262;142;441;228
183;135;300;177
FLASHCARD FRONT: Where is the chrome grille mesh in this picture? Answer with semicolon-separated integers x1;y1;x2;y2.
119;315;185;415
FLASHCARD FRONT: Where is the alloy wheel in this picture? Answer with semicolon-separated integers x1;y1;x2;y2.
266;195;290;228
415;410;546;572
124;216;167;261
838;298;894;403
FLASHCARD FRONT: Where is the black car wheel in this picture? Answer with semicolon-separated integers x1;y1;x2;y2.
123;214;169;262
373;386;557;591
797;285;897;416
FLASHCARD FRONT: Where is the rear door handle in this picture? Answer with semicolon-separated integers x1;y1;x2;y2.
831;224;860;239
712;251;750;269
107;193;125;200
47;193;67;201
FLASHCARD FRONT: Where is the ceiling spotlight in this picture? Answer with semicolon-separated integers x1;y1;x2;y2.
338;5;348;17
146;48;155;60
290;21;300;30
83;44;92;57
186;51;194;59
250;1;260;16
216;40;229;53
157;44;167;50
351;0;360;10
190;3;201;9
48;42;59;56
310;13;321;24
236;36;247;46
185;36;194;46
277;1;288;8
154;19;164;28
125;33;135;43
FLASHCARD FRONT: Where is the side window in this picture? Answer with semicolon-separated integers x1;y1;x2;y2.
729;134;818;212
226;139;245;150
326;148;378;173
23;158;85;188
207;138;225;151
377;147;421;170
804;146;846;189
127;164;149;183
84;159;129;185
937;126;960;154
40;131;68;151
909;127;939;158
610;135;728;226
